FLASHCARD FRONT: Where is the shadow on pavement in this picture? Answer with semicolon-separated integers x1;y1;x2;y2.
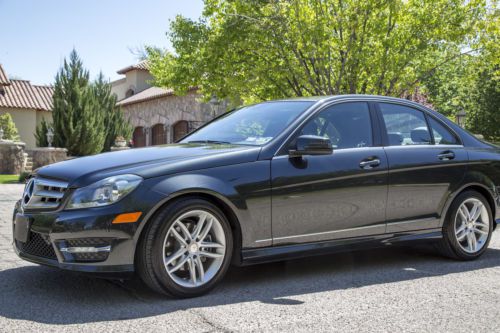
1;245;500;324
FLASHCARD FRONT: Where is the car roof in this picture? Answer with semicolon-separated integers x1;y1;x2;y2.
270;94;439;115
272;94;418;104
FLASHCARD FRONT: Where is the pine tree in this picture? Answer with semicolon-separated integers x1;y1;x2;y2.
0;112;20;141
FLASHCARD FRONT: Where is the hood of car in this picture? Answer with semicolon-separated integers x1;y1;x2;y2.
35;143;261;188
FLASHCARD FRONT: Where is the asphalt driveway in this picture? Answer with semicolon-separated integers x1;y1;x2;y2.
1;184;499;332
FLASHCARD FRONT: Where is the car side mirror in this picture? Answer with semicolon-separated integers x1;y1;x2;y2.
289;135;333;157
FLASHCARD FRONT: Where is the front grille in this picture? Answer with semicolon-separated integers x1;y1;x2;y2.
22;177;69;210
17;232;57;260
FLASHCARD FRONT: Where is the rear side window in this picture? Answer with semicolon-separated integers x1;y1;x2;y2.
379;103;431;146
300;102;372;149
428;117;459;145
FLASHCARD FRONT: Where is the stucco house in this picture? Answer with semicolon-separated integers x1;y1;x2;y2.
111;60;224;147
0;64;53;148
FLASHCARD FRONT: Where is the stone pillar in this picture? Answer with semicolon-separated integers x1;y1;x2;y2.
27;148;68;170
0;141;26;174
144;127;151;146
165;125;171;144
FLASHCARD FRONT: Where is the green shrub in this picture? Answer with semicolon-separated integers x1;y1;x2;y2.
18;172;30;183
0;113;20;141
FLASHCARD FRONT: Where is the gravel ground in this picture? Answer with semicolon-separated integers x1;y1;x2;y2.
1;183;499;333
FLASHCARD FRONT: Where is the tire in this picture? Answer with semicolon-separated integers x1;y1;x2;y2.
437;190;493;260
137;197;233;298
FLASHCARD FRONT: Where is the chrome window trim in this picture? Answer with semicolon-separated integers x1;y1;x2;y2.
271;96;466;158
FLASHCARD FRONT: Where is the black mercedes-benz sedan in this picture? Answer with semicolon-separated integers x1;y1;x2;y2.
13;95;500;298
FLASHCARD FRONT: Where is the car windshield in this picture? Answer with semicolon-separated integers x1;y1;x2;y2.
182;101;314;146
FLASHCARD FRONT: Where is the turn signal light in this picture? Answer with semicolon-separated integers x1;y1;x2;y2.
112;212;142;224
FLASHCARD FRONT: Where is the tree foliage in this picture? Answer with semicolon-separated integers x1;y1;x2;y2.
35;117;51;147
467;66;500;140
51;50;131;155
0;112;20;141
93;73;133;152
148;0;487;103
423;5;499;140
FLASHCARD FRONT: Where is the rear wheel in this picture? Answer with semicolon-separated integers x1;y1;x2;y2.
437;190;493;260
137;198;233;298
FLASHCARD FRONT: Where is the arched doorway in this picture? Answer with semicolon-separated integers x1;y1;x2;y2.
133;126;146;147
173;120;189;142
151;124;166;145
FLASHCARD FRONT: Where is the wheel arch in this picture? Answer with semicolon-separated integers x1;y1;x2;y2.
134;189;244;266
442;182;497;230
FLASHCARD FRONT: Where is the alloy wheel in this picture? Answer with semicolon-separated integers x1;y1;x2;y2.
454;198;490;254
162;209;226;288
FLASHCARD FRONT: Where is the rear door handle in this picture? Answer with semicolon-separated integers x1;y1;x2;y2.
359;158;381;169
438;151;455;161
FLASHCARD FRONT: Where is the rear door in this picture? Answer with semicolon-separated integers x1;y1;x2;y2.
376;102;468;232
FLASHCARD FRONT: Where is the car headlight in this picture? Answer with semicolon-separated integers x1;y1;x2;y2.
66;174;143;210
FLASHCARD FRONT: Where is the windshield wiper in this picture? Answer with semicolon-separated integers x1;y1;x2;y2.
187;140;232;144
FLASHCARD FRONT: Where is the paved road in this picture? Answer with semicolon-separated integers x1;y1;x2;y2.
1;184;500;332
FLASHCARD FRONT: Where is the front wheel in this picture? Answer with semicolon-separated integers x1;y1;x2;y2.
437;190;493;260
137;198;233;298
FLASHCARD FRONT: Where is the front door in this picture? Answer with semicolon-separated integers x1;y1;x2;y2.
271;102;388;245
376;102;468;232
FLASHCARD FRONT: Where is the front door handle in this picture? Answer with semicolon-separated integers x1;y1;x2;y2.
359;158;381;169
438;151;455;161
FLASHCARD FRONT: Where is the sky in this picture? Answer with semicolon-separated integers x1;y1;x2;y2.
0;0;204;85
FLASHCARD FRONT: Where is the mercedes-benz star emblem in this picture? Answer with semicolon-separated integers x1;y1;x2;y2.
22;178;35;207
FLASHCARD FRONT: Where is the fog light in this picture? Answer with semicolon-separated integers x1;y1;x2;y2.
56;238;113;263
59;246;111;253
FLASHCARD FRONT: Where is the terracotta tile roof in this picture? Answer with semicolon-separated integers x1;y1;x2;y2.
116;60;150;74
116;86;174;106
0;64;11;86
0;80;53;111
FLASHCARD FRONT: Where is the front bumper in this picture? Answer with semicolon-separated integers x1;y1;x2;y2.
13;245;134;275
12;182;163;275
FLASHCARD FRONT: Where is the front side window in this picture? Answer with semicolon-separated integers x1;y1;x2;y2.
182;101;314;146
428;116;459;145
300;102;373;149
379;103;431;146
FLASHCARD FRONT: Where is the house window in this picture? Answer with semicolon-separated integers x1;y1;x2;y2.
173;120;189;142
125;89;134;98
151;124;166;145
133;126;146;147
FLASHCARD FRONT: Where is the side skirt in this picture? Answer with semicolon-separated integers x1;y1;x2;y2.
240;229;442;266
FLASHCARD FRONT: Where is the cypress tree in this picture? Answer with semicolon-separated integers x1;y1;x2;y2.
34;117;50;147
52;49;103;155
51;50;131;155
92;72;132;151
